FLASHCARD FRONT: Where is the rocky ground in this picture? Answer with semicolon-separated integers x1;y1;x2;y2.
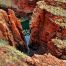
0;45;66;66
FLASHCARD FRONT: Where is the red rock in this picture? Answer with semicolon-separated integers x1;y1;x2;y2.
29;0;66;58
0;9;27;52
26;53;65;66
13;0;38;13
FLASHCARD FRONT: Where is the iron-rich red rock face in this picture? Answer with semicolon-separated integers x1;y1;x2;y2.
0;0;38;17
13;0;38;13
29;1;66;58
0;9;27;53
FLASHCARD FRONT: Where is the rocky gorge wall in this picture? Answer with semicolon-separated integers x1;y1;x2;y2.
29;0;66;59
0;9;27;53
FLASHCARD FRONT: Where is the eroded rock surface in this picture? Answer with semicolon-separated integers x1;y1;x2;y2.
29;0;66;58
0;9;27;52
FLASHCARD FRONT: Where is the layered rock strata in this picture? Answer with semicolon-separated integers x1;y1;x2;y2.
29;0;66;58
0;9;27;52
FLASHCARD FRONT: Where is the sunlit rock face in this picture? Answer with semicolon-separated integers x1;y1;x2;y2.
29;0;66;58
0;9;27;53
0;45;65;66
